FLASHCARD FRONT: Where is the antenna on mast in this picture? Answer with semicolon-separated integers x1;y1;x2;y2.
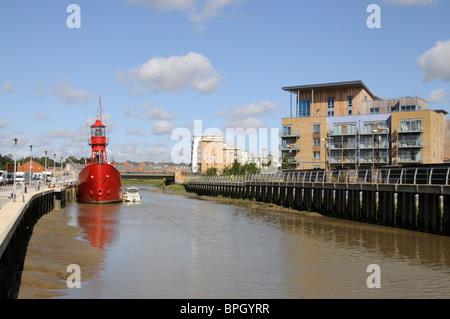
99;95;103;123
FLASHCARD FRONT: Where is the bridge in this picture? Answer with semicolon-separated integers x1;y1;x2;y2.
121;173;175;184
186;167;450;237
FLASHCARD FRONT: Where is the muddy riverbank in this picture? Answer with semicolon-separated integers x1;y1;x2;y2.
16;208;103;299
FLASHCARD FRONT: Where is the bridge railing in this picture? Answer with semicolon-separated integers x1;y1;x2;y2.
188;167;450;185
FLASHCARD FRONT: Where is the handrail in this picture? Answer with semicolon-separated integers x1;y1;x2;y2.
188;167;450;186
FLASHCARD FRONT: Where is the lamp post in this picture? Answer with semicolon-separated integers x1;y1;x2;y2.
12;137;19;202
61;156;64;183
44;150;48;184
321;137;331;171
28;144;33;185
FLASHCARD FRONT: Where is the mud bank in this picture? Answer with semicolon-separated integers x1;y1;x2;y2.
16;208;103;299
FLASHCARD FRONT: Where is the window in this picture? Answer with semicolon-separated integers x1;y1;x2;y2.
400;119;422;132
327;97;335;116
313;138;321;146
298;99;311;117
313;124;321;133
400;105;416;112
313;152;321;160
347;123;356;135
363;122;373;134
348;96;353;115
334;124;342;135
282;125;292;136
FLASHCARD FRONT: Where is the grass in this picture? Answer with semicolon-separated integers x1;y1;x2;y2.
122;179;165;188
122;179;187;194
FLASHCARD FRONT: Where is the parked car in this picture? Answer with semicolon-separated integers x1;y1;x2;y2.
0;170;7;185
15;172;25;183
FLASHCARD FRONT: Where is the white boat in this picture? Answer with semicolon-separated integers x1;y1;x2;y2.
123;187;141;202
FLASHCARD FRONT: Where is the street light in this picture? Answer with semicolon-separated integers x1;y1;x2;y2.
12;137;19;202
44;150;48;184
28;144;33;186
321;137;331;171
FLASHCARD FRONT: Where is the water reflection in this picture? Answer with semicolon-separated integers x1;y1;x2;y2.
62;188;450;298
75;203;121;250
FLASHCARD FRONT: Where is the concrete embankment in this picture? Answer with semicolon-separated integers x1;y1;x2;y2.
0;185;76;299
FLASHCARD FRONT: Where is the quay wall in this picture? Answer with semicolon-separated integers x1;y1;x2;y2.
186;181;450;236
0;185;77;299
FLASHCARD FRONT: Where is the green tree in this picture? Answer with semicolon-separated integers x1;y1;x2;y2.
205;167;217;176
281;152;291;170
230;159;241;176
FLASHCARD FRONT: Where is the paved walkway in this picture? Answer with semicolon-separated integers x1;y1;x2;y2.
0;185;14;207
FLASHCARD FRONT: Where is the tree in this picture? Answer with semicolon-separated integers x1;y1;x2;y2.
205;167;217;176
281;152;291;170
230;159;241;176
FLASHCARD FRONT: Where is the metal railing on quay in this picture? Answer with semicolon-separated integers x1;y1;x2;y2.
188;166;450;186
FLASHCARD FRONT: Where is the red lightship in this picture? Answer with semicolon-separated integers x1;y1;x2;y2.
77;97;122;204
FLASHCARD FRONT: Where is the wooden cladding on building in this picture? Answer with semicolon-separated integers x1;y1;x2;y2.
296;87;374;117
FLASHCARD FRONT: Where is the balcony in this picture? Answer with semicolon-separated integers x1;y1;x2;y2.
329;129;358;137
330;142;357;150
359;142;389;149
360;157;389;163
280;130;300;137
280;144;300;151
398;125;424;133
330;157;356;164
397;140;424;148
398;155;424;163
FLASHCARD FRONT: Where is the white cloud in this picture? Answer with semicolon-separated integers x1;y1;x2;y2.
34;112;51;121
2;82;14;94
53;79;91;104
144;105;176;120
382;0;437;4
428;88;449;103
125;0;243;31
417;40;450;82
125;103;176;120
126;129;147;136
117;52;220;94
189;0;242;24
125;0;196;11
219;100;280;130
151;120;175;135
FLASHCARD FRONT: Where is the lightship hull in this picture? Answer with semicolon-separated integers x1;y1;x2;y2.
77;163;123;204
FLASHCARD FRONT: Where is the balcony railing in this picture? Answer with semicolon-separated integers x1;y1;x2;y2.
397;140;424;148
280;144;301;151
398;155;424;163
359;142;389;149
280;130;300;137
398;125;424;133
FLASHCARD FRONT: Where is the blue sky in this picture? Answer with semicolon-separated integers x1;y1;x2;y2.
1;0;449;163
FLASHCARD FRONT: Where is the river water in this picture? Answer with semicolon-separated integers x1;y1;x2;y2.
58;187;450;299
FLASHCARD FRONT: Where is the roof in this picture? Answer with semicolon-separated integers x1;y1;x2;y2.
433;109;449;115
282;80;378;99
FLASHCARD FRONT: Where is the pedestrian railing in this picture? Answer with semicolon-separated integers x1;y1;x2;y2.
188;166;450;185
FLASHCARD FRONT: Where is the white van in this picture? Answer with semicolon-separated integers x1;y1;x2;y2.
0;170;7;185
15;172;25;183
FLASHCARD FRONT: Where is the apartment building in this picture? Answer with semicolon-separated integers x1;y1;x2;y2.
281;80;447;170
191;133;248;174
